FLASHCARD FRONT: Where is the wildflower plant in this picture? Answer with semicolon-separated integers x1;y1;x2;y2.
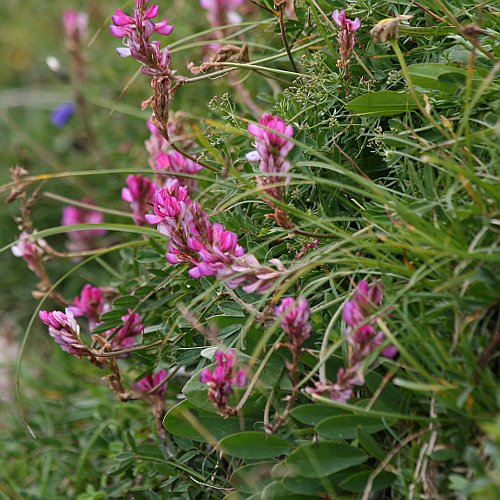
3;0;500;498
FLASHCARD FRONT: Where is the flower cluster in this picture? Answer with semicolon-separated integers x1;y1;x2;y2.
343;280;396;357
62;201;106;253
274;297;312;350
146;178;286;293
122;174;158;226
106;310;144;352
310;280;396;403
332;9;361;70
39;309;89;359
68;284;109;330
200;350;246;413
246;114;294;205
134;369;168;398
110;0;173;76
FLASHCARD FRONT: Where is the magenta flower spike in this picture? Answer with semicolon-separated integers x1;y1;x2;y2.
200;349;246;412
39;309;89;358
134;369;168;398
342;279;396;358
332;9;361;70
247;113;294;203
188;223;245;279
110;1;173;75
122;174;158;226
146;179;286;293
274;296;312;347
68;284;109;330
106;310;144;352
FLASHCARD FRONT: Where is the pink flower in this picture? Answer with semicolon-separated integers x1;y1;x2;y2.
155;151;203;189
200;0;244;29
106;310;144;352
134;369;168;398
200;350;246;412
188;223;245;279
146;180;286;293
342;280;384;328
247;114;294;203
63;10;88;41
110;1;173;76
11;231;46;275
342;280;396;358
145;179;204;264
122;174;158;226
274;297;312;347
306;279;395;403
331;10;361;69
67;284;109;330
39;309;89;358
61;200;106;251
332;9;361;32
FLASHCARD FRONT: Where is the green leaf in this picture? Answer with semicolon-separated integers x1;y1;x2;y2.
230;463;275;494
163;400;257;443
100;310;126;321
347;91;419;117
261;482;319;499
290;404;343;426
136;248;162;263
340;470;396;493
112;295;140;308
282;443;367;478
406;63;490;94
91;320;121;334
218;301;245;317
280;476;333;496
356;427;386;461
316;415;388;440
219;432;291;459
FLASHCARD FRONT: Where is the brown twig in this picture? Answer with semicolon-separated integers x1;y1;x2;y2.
276;1;298;73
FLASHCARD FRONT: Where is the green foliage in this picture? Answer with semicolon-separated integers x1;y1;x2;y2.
1;0;500;498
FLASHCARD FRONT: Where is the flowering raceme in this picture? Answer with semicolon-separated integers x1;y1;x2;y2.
343;279;396;358
68;284;109;330
106;310;144;351
274;297;312;349
134;369;168;398
146;179;286;293
122;174;158;226
246;113;294;204
332;9;361;70
200;350;246;413
39;309;89;358
110;0;173;76
307;279;396;403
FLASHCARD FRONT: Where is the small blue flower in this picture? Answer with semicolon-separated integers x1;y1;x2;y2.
50;102;75;127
